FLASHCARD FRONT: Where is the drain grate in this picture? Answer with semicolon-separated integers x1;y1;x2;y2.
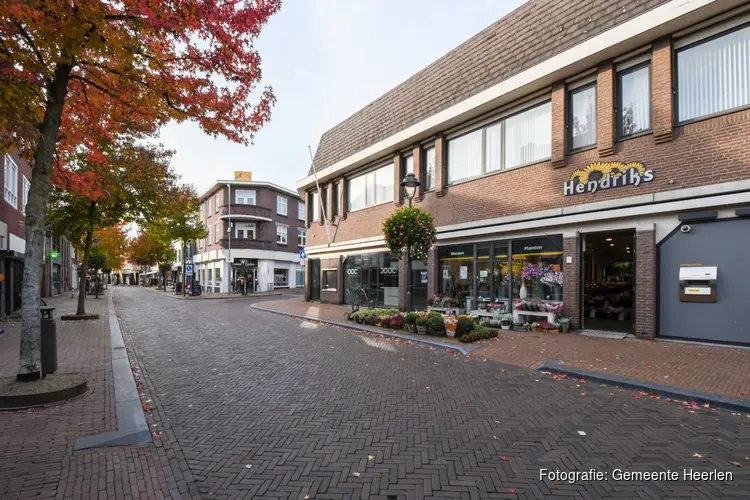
113;346;126;350
580;329;628;340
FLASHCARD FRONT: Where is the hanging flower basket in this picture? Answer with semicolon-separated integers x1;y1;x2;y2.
382;206;437;261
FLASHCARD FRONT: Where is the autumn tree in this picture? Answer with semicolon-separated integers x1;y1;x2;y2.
1;1;280;381
94;225;128;288
47;137;177;316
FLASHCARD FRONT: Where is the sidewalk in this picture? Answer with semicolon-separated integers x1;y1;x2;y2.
0;293;177;499
258;296;750;401
142;285;300;300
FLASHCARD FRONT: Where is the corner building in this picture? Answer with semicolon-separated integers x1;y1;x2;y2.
297;0;750;345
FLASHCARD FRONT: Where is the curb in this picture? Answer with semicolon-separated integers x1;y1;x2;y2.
160;291;285;300
251;304;478;356
73;297;151;450
538;359;750;413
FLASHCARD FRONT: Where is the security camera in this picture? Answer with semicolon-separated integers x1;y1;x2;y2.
680;224;691;233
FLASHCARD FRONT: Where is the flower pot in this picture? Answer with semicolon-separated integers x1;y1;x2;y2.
560;322;570;333
501;324;511;330
407;324;417;334
519;284;528;300
446;330;455;338
553;285;562;302
417;325;428;335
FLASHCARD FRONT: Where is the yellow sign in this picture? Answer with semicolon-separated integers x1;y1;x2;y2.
564;161;654;196
234;171;252;181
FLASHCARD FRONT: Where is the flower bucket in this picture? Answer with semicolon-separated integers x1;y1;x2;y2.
407;324;417;334
501;324;511;330
417;325;428;335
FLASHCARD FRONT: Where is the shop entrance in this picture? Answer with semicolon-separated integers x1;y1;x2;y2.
581;230;635;334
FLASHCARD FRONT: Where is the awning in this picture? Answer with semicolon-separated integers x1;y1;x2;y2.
219;214;272;222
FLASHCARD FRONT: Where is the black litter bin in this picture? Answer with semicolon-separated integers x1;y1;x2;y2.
175;282;183;294
41;306;57;375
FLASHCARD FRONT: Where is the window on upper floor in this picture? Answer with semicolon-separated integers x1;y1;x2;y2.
400;154;414;200
347;163;393;212
617;59;652;138
568;82;597;151
424;147;436;191
331;182;339;217
4;154;18;208
276;224;288;245
235;222;256;239
277;195;287;216
235;189;256;205
297;228;307;247
215;222;220;243
321;187;328;219
447;100;551;184
22;176;30;215
199;204;204;221
215;192;220;212
676;22;750;123
207;197;212;215
298;202;305;220
310;191;319;222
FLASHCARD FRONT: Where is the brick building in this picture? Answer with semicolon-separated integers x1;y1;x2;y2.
194;179;305;293
297;0;750;344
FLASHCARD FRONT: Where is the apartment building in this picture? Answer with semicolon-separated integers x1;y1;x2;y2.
298;0;750;345
194;179;305;293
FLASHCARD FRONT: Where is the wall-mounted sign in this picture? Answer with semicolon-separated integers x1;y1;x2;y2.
439;244;474;259
459;266;468;280
48;250;60;260
232;257;258;267
420;271;428;284
511;235;563;255
564;161;654;196
383;287;399;306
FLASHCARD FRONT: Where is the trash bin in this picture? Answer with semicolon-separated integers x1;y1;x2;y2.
175;282;183;294
41;306;57;375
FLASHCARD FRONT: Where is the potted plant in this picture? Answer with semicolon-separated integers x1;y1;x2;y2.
427;314;445;336
390;314;404;329
380;316;391;328
558;317;570;333
500;314;512;330
535;321;559;333
416;315;428;335
455;315;474;337
405;312;419;333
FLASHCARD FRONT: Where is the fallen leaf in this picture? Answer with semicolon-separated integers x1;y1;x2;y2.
304;496;310;499
577;430;587;436
351;471;361;477
499;456;509;462
509;488;516;494
151;431;161;437
729;461;743;468
692;452;704;458
368;455;375;461
245;464;252;469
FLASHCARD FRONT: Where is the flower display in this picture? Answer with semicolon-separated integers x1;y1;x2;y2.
382;206;437;261
541;270;564;286
520;263;549;283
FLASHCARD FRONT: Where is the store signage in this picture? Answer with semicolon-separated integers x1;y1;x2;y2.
232;258;257;267
48;250;60;259
564;161;653;196
439;244;473;259
684;287;711;295
380;267;398;275
346;268;359;275
511;235;563;255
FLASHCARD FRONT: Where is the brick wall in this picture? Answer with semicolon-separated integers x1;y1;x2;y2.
635;230;656;339
562;235;581;330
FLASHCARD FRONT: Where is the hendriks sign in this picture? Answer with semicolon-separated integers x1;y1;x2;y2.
563;161;654;196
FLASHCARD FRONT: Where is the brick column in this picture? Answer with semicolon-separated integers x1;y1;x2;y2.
304;258;311;301
551;82;567;168
652;37;674;144
393;154;402;206
318;188;324;226
413;145;423;201
339;179;347;220
597;61;615;157
327;181;335;221
434;133;446;197
427;246;439;299
562;235;581;330
337;255;345;304
635;230;656;339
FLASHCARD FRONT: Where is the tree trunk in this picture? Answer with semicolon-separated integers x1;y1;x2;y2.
77;229;93;315
18;63;73;381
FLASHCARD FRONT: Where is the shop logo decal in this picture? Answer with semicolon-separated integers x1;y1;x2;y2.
563;161;654;196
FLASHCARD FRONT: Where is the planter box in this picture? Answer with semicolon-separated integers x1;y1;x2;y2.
533;327;559;334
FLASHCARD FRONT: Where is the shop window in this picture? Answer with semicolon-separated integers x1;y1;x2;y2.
617;62;651;137
215;268;221;285
295;269;304;287
511;236;564;302
322;269;338;291
274;268;289;287
343;252;399;307
438;244;474;310
568;83;597;151
676;23;750;123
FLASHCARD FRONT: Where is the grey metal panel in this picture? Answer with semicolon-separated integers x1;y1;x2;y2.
659;218;750;343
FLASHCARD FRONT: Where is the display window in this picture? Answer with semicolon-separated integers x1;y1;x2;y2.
343;252;399;307
511;236;564;301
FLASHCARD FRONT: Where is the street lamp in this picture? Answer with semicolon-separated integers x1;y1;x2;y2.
400;172;420;312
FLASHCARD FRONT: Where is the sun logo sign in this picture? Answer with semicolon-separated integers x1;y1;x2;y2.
563;161;654;196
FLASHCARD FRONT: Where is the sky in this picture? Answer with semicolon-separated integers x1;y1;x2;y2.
157;0;527;195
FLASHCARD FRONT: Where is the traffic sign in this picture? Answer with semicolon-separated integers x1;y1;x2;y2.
185;263;194;274
299;249;307;260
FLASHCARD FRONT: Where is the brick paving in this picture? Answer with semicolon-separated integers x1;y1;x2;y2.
0;293;179;499
259;296;750;401
115;287;749;499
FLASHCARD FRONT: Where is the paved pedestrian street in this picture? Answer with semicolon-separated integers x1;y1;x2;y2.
111;288;749;499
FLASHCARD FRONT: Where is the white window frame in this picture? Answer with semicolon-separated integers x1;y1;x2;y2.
276;195;288;216
200;204;204;221
22;176;30;215
310;191;319;222
616;58;652;139
215;192;220;213
297;228;306;247
215;222;220;244
273;268;289;288
567;82;597;152
235;189;256;205
207;198;212;215
298;202;305;220
4;155;18;208
276;224;288;245
346;162;394;212
235;222;256;240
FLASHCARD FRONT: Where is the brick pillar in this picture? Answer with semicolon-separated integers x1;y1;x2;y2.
551;82;567;168
427;246;439;299
339;179;347;220
326;181;335;221
652;37;674;144
413;145;423;201
337;255;345;304
318;188;325;226
304;258;311;301
597;61;615;157
393;154;402;206
635;230;656;339
398;256;407;311
435;133;446;197
562;235;581;330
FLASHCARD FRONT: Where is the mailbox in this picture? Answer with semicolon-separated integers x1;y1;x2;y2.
678;266;717;303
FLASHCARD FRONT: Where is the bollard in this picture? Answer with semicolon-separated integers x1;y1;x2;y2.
41;306;58;375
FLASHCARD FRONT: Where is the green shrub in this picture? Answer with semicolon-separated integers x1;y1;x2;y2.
456;316;475;337
416;315;428;327
459;325;498;342
459;331;479;343
427;314;445;335
404;312;420;325
427;311;443;320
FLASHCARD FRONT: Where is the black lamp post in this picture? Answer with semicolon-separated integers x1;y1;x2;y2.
400;172;420;312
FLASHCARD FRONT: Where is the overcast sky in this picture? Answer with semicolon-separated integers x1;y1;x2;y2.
158;0;526;195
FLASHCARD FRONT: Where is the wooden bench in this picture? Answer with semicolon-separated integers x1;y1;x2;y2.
513;310;557;324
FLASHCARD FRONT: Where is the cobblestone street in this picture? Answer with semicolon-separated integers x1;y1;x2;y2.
114;287;749;499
